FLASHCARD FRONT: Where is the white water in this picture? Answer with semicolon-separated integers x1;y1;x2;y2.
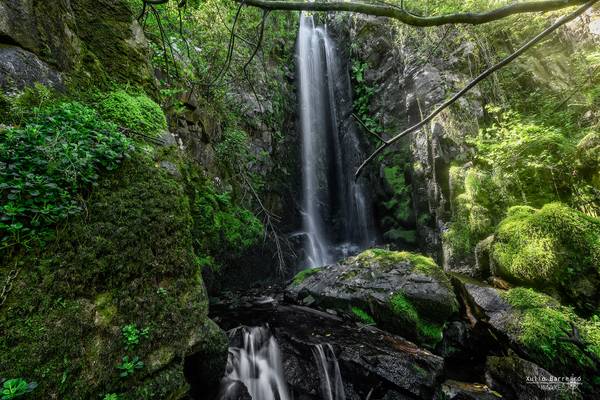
313;344;346;400
221;326;290;400
297;14;376;268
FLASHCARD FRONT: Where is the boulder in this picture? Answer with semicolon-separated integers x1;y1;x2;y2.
438;379;501;400
485;355;578;400
0;46;63;93
287;249;459;346
462;281;600;391
490;203;600;314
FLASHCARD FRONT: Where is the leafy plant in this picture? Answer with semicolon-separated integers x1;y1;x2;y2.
121;324;150;349
116;356;144;378
102;394;120;400
1;378;37;399
0;101;132;249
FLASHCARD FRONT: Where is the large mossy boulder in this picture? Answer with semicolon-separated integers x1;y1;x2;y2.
491;203;600;314
286;249;459;346
0;0;153;91
0;153;227;399
463;282;600;392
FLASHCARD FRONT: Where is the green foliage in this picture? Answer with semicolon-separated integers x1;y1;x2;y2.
492;203;600;313
122;324;151;349
292;267;321;285
351;60;381;135
0;379;37;400
215;128;252;173
192;184;263;268
502;287;600;372
351;306;375;325
0;101;132;250
117;356;144;378
103;394;120;400
97;90;167;138
445;107;599;259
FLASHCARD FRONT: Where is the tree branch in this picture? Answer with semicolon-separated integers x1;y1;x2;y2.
355;0;598;178
239;0;589;27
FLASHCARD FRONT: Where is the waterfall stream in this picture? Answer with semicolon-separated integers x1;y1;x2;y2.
313;344;346;400
297;14;377;268
219;327;290;400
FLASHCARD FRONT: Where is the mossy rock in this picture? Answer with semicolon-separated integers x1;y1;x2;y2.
0;152;227;399
286;248;458;347
491;203;600;314
97;90;167;138
463;282;599;392
500;288;600;374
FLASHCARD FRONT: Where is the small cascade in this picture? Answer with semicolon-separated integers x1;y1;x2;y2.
296;14;377;268
312;344;346;400
219;326;290;400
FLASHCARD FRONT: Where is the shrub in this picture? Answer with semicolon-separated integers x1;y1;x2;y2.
0;101;132;249
97;90;166;138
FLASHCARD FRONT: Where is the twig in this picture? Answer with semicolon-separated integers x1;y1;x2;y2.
352;113;386;142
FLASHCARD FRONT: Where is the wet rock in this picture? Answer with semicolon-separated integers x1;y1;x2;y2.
0;46;63;93
485;355;577;400
438;379;501;400
286;249;458;345
216;379;252;400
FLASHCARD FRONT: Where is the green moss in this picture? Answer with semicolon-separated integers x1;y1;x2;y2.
351;306;375;325
492;203;600;312
502;287;600;372
389;291;444;346
355;249;452;289
0;151;227;399
292;268;321;285
97;90;167;138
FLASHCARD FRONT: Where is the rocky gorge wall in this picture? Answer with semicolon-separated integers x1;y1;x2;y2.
328;10;600;276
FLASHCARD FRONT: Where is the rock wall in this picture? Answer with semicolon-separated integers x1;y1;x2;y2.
330;11;600;274
0;0;153;93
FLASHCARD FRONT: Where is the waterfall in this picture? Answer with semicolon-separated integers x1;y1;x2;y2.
312;344;346;400
296;14;377;268
220;326;290;400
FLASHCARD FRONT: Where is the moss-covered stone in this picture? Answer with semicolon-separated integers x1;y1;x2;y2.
0;151;227;399
491;203;600;314
98;90;167;137
501;287;600;376
292;267;322;285
286;249;458;347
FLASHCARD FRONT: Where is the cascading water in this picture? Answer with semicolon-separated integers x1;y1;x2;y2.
297;14;377;268
312;344;346;400
219;326;290;400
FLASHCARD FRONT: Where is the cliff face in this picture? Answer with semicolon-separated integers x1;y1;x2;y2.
0;2;229;399
330;11;600;275
0;0;153;92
